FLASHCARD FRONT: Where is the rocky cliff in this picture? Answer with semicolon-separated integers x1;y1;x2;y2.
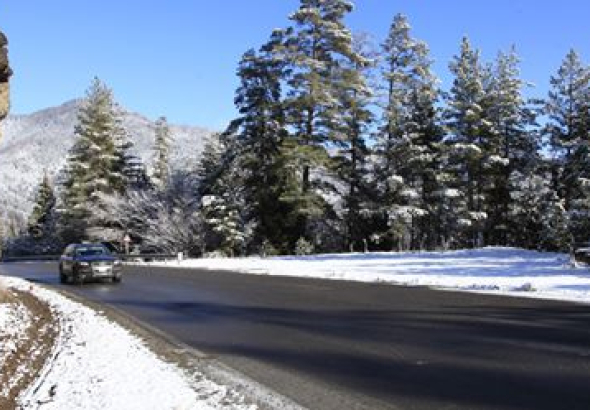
0;30;12;138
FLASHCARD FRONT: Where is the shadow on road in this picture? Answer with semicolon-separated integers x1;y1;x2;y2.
110;297;590;410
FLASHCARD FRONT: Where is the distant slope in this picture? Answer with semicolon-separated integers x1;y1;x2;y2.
0;99;213;225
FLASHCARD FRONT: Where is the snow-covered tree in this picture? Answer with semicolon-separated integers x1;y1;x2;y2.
544;49;590;244
280;0;361;245
196;133;227;196
151;116;172;189
2;174;62;255
58;78;128;243
117;127;150;190
509;164;571;251
27;173;56;238
333;33;375;251
196;133;249;255
485;48;538;244
202;194;246;257
92;183;204;255
444;37;493;247
372;14;443;250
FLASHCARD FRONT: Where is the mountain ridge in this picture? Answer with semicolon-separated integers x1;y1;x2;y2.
0;99;214;228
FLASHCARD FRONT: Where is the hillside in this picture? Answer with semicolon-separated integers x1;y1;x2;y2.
0;100;213;226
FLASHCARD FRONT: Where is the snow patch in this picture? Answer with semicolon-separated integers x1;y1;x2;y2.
0;299;31;383
141;247;590;304
0;277;256;410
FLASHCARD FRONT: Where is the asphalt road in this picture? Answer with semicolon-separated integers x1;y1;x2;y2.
2;262;590;410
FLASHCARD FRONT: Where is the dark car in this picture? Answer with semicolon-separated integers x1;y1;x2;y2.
59;243;123;284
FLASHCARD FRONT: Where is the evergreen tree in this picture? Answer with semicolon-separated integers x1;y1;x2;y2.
196;133;248;254
58;78;128;242
27;173;56;238
202;193;246;257
333;33;375;251
152;116;172;189
444;37;492;247
544;49;590;244
373;14;443;250
281;0;361;246
508;162;570;251
117;126;150;190
196;133;228;196
485;48;538;244
376;13;418;173
227;32;296;252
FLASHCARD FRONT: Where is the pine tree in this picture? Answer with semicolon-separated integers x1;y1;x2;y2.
202;193;245;257
58;78;128;242
117;126;150;190
196;133;227;197
545;49;590;245
152;116;172;189
281;0;361;246
27;173;56;238
444;37;492;248
333;33;375;251
373;14;443;250
377;13;417;170
485;48;538;244
508;160;570;251
227;31;296;252
196;133;248;255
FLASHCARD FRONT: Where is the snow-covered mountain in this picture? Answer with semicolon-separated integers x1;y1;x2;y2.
0;99;214;225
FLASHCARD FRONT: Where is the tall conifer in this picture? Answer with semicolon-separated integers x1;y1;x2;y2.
281;0;361;246
545;50;590;244
58;78;128;242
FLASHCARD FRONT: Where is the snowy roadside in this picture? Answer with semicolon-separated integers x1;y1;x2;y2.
0;276;257;410
0;291;30;370
140;247;590;305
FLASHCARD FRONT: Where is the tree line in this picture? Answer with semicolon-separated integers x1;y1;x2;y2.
4;0;590;256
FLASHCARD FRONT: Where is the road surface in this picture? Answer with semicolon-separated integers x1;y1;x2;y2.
2;262;590;410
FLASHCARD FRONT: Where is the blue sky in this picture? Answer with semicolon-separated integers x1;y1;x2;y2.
2;1;589;129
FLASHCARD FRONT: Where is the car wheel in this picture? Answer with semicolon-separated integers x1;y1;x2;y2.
73;267;84;285
112;275;122;283
59;264;68;284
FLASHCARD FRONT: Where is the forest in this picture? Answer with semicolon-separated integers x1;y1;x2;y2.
4;0;590;257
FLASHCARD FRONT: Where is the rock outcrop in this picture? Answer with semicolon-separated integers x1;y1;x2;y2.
0;30;12;139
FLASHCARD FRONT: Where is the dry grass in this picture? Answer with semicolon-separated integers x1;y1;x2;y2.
0;285;13;304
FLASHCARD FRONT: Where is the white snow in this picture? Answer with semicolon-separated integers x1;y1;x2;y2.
0;277;256;410
0;299;30;363
144;247;590;304
3;247;589;408
0;296;32;396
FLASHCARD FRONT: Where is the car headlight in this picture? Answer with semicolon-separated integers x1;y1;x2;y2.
114;260;122;265
78;261;90;266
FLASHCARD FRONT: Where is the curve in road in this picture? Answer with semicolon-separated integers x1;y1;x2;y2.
2;262;590;410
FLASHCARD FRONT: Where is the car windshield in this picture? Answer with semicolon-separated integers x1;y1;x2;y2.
76;246;108;257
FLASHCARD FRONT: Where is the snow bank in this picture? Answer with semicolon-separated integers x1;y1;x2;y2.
144;247;590;304
0;298;31;381
0;277;256;410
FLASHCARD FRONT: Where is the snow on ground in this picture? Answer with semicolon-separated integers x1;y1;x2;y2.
145;247;590;304
0;296;31;379
0;276;256;410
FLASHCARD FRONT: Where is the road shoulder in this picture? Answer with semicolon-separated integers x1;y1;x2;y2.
0;276;306;410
